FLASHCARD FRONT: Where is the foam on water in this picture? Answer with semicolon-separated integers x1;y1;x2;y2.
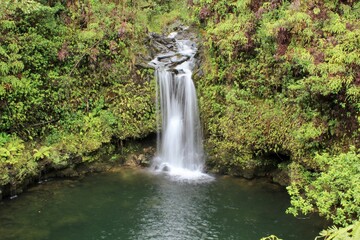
152;160;214;183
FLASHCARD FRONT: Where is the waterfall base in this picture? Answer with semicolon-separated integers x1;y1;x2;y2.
152;157;214;182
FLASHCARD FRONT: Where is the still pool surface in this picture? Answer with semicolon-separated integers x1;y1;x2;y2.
0;169;326;240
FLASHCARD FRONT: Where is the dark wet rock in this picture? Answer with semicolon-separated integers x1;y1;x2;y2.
157;52;177;60
170;55;189;64
271;169;290;186
135;23;201;73
144;25;200;70
149;32;175;45
146;32;177;59
193;68;204;79
135;24;201;74
135;62;153;69
162;165;170;172
47;167;80;178
170;69;185;75
228;167;257;180
135;53;153;70
125;146;155;167
75;162;112;175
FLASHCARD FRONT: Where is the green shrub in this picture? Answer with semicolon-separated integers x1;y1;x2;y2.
287;148;360;226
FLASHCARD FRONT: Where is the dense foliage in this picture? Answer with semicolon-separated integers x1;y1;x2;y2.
0;0;191;187
191;0;360;231
1;0;359;238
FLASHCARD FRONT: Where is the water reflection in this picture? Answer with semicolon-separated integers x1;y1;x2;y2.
133;174;326;240
135;177;216;240
0;170;326;240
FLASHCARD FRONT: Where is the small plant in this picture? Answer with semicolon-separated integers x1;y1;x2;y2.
260;235;282;240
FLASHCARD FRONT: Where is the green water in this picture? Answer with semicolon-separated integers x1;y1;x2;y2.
0;169;325;240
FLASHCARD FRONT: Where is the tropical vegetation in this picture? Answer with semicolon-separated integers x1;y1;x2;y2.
0;0;359;239
0;0;190;187
190;0;359;238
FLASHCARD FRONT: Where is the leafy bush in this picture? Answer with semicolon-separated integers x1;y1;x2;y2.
0;134;37;186
287;149;360;226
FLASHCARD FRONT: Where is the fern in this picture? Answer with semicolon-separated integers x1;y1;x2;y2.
323;13;347;34
0;46;8;57
33;146;53;161
317;221;360;240
0;85;5;97
10;60;24;73
0;20;16;30
0;61;9;75
0;147;11;158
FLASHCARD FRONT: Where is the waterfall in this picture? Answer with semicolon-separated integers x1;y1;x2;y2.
150;32;211;181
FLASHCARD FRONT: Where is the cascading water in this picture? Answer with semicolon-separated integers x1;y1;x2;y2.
150;31;211;181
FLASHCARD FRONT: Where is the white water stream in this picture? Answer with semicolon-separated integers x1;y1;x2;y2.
150;33;211;181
